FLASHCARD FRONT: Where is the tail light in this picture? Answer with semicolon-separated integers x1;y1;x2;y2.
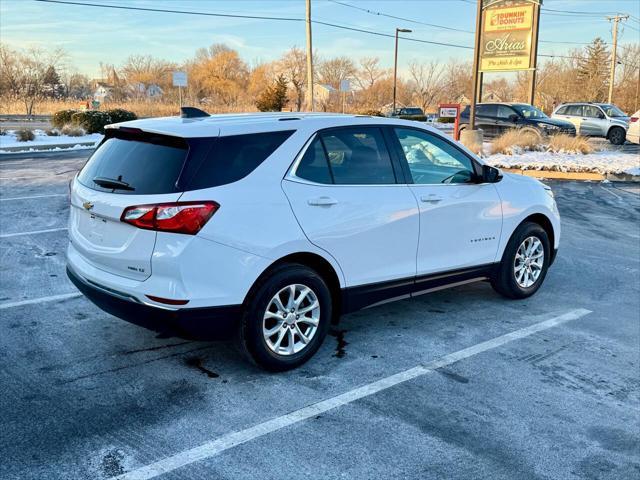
630;117;638;123
121;201;219;235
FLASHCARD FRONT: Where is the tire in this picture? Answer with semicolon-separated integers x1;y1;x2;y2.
491;222;551;299
520;127;543;142
238;263;332;371
608;127;626;145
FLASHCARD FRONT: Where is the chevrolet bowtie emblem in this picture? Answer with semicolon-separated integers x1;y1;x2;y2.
83;201;94;211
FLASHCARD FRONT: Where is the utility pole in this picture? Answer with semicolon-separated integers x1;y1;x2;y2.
528;0;542;105
393;28;412;114
607;14;628;104
469;0;483;131
305;0;314;111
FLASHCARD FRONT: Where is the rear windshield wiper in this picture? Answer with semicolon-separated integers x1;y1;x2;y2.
92;176;135;191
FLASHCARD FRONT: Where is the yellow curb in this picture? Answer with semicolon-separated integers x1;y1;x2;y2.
502;168;605;181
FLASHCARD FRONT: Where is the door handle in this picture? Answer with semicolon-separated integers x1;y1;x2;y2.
420;194;443;204
307;196;338;206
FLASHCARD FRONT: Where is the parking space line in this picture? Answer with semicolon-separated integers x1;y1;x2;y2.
112;308;592;480
0;292;82;310
0;227;67;238
600;186;622;200
0;193;67;202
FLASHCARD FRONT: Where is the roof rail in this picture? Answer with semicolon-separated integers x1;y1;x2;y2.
180;107;210;119
278;117;301;121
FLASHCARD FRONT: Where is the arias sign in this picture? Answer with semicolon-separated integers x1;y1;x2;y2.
480;1;537;72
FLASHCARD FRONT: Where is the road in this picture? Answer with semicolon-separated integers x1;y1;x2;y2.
1;150;639;480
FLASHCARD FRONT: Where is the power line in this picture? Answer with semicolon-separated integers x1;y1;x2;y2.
34;0;303;21
328;0;610;46
33;0;635;68
327;0;473;34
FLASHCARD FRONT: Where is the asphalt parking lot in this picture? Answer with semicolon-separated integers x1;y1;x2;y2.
1;150;639;480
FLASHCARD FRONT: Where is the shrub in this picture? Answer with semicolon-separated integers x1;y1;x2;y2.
44;128;60;136
71;110;112;134
52;109;79;128
61;124;86;137
547;134;593;154
490;129;542;155
437;117;456;123
399;114;427;122
107;108;137;124
16;128;36;142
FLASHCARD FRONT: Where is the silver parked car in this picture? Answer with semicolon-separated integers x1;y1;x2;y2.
551;103;629;145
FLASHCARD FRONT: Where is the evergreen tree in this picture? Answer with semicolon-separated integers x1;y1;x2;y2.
576;37;610;102
255;74;288;112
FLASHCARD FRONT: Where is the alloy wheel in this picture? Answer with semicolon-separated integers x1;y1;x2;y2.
262;284;320;356
514;236;544;288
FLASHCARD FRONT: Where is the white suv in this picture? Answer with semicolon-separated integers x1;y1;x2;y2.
67;110;560;370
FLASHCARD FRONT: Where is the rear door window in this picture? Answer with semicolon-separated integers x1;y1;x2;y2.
477;104;497;117
296;137;333;184
565;105;583;116
319;128;396;185
78;134;188;195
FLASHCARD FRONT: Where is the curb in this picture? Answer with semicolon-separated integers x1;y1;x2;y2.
502;168;640;183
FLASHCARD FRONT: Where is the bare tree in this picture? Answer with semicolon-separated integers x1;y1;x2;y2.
278;47;306;111
409;61;445;112
355;57;387;90
317;57;356;89
0;45;67;115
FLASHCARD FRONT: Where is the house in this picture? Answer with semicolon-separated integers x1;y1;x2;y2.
456;90;503;105
93;82;113;102
128;82;164;99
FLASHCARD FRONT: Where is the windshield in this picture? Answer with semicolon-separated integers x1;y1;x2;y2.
512;104;548;119
598;104;627;118
402;108;424;115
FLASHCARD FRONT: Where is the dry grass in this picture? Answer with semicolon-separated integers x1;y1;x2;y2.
60;124;86;136
44;128;60;136
547;134;593;154
0;98;257;117
15;128;35;142
490;130;541;155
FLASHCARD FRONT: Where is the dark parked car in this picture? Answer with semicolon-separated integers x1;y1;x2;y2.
459;103;576;138
389;107;425;118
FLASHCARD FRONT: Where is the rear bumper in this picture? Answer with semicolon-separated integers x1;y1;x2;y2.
67;265;241;339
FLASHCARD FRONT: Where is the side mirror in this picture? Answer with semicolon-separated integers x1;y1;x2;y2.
598;112;605;119
508;114;519;122
482;165;502;183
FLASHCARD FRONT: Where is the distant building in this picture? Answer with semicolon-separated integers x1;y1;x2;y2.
93;82;113;102
128;82;164;99
456;90;503;105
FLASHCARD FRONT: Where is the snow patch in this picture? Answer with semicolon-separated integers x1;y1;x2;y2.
486;150;640;175
0;129;103;152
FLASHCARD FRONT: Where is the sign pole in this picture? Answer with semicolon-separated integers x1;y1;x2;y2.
528;1;542;105
469;0;484;131
179;85;182;108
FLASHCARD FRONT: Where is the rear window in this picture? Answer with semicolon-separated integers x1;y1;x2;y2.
185;130;294;190
78;134;188;195
78;129;294;194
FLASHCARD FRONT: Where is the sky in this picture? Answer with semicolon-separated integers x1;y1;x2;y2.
1;0;639;78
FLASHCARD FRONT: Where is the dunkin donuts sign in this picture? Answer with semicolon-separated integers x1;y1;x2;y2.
481;2;536;71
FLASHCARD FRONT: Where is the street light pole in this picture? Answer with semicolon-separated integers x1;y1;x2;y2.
393;28;412;114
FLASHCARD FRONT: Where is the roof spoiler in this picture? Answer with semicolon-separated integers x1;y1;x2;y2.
180;107;210;119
